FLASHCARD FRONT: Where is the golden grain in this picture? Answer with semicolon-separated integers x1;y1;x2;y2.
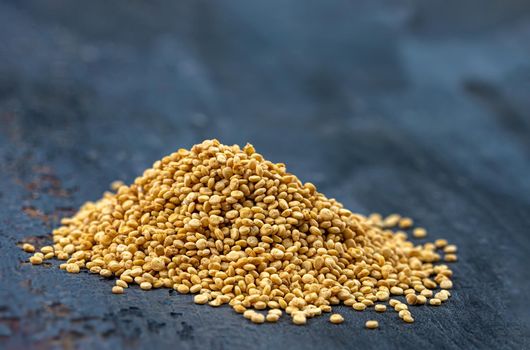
112;286;124;294
365;320;379;329
22;243;35;253
329;314;344;324
413;227;427;238
375;304;387;312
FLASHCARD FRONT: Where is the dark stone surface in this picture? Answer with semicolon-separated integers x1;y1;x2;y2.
1;1;530;349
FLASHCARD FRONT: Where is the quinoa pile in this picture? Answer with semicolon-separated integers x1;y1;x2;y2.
23;139;457;326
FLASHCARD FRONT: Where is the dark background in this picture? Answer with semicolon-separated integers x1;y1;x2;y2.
1;1;530;349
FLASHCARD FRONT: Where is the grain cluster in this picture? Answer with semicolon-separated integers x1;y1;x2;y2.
23;140;457;327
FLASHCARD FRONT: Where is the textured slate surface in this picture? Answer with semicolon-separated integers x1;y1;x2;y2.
1;1;530;349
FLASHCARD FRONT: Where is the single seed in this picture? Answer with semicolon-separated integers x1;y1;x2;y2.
266;313;280;322
389;299;400;307
66;263;80;273
365;320;379;329
29;255;42;265
194;294;209;305
243;310;255;319
421;289;433;298
445;254;458;262
390;286;404;295
251;313;265;324
254;301;267;310
176;284;190;294
403;315;414;323
112;286;124;294
352;303;367;311
116;280;128;288
41;246;54;254
233;304;246;314
434;239;448;248
395;303;408;312
416;295;427;305
413;227;427;238
329;314;344;324
440;279;453;289
383;214;401;228
435;292;448;302
444;245;458;254
398;310;411;319
140;282;152;290
429;298;442;306
292;312;307;325
399;217;413;229
22;243;35;253
375;304;387;312
406;294;417;305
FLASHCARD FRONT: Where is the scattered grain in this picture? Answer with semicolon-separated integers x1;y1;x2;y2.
413;227;427;238
112;286;124;294
329;314;344;324
22;243;35;253
365;320;379;329
375;304;387;312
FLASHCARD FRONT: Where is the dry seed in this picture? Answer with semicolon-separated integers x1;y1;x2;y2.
445;254;458;262
22;243;35;253
233;304;246;313
365;320;379;329
434;292;448;302
429;298;442;306
413;228;427;238
389;299;400;307
375;304;387;312
416;295;427;305
398;310;411;318
266;313;280;322
269;309;283;316
440;279;453;289
352;303;367;311
390;286;404;295
383;214;401;228
251;313;265;324
444;245;458;254
40;246;54;254
399;217;414;229
243;310;255;319
116;280;128;288
66;263;80;273
403;315;414;323
29;255;42;265
434;239;448;248
395;303;408;312
112;286;124;294
292;312;307;325
329;314;344;324
406;294;418;305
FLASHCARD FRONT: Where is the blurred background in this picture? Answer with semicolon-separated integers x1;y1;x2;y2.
0;1;529;349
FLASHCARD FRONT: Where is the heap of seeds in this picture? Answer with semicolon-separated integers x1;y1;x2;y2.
23;139;457;326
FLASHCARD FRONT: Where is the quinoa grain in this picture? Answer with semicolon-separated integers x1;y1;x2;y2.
413;227;427;238
375;304;387;312
22;243;35;253
329;314;344;324
365;320;379;329
112;286;124;294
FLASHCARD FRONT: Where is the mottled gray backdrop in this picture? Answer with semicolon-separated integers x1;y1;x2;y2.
0;1;529;349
